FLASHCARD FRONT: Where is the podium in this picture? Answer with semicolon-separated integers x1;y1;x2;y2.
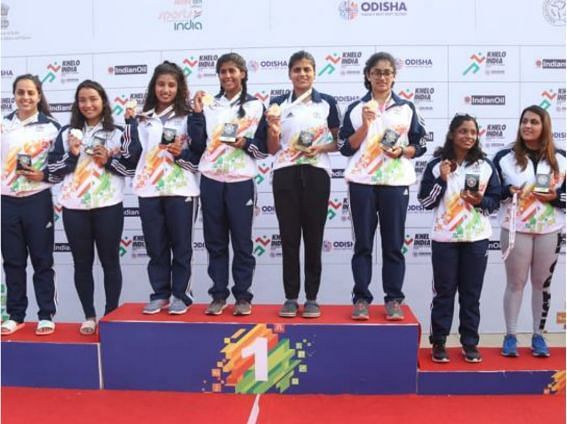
99;303;419;394
2;303;564;395
1;323;100;389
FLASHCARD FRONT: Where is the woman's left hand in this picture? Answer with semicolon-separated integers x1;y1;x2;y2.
92;145;110;166
383;146;403;159
16;165;44;182
532;190;558;203
302;145;323;158
231;137;247;149
461;190;483;206
166;137;183;157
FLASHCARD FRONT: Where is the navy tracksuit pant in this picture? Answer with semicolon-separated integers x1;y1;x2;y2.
200;175;255;303
430;239;489;347
273;165;330;301
138;196;197;306
349;183;409;304
63;203;124;319
1;190;56;322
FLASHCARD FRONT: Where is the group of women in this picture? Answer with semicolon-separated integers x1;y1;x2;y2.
1;51;564;365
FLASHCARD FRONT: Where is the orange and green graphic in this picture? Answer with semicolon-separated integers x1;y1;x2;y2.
53;204;63;222
112;96;129;116
351;133;404;183
205;117;257;176
254;163;270;185
401;234;414;255
42;62;61;84
60;156;115;207
254;91;269;103
517;187;556;232
318;53;341;76
327;198;342;220
182;57;198;76
398;89;414;100
253;236;271;256
3;139;50;193
544;370;565;394
463;53;486;76
119;237;132;257
134;146;186;192
539;90;557;110
207;324;310;394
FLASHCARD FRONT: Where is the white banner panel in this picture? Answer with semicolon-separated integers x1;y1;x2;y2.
1;0;564;335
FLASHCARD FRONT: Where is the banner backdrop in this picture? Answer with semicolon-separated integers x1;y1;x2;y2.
1;0;565;333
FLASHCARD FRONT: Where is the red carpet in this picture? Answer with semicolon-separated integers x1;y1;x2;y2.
102;303;419;325
419;347;566;371
2;387;564;424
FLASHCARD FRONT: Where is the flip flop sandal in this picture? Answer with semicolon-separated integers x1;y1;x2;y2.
79;320;97;336
1;320;25;336
35;320;55;336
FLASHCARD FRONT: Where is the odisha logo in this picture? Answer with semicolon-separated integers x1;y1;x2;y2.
248;60;260;72
543;0;566;26
338;1;358;20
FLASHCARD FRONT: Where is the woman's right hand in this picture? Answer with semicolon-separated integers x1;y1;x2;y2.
439;159;453;181
361;105;376;129
266;114;281;138
193;91;205;113
124;108;136;120
509;185;524;196
68;133;82;156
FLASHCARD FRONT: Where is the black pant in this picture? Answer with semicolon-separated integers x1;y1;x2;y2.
273;165;330;301
430;239;489;346
138;196;196;305
62;203;124;319
1;190;56;322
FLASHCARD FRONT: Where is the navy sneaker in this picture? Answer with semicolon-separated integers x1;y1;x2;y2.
302;301;320;318
501;334;519;357
352;300;369;321
233;300;252;316
143;298;169;315
432;343;450;363
385;300;404;320
279;300;299;318
531;334;550;357
205;299;227;316
462;345;482;363
168;296;190;315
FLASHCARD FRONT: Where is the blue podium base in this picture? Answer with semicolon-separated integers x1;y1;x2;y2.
1;323;100;389
417;347;565;395
99;303;420;394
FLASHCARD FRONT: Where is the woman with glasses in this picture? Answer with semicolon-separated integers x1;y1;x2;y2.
494;105;565;358
339;52;427;321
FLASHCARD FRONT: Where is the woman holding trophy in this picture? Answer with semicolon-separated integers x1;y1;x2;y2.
339;52;427;321
1;74;60;336
131;61;203;316
48;80;140;335
190;53;268;316
265;51;340;318
494;105;566;358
